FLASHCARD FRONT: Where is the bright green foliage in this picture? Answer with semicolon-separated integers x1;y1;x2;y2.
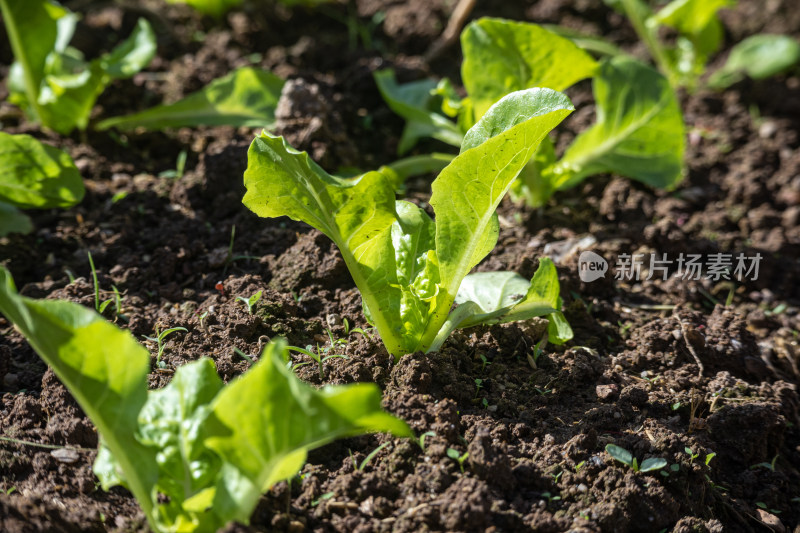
709;34;800;88
376;19;684;208
607;0;734;89
98;67;285;131
606;443;667;473
373;70;464;154
1;0;156;133
451;259;573;346
461;18;599;119
0;132;84;236
0;267;409;533
244;88;574;358
546;56;685;195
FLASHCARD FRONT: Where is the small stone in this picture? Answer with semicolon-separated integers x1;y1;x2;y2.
326;313;342;328
758;121;778;139
596;384;619;402
756;509;784;532
51;448;80;464
577;483;588;493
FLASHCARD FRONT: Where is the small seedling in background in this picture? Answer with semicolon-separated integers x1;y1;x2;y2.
236;290;262;315
158;150;188;179
474;378;484;398
550;469;563;484
618;321;633;338
447;448;469;473
685;447;700;463
232;347;255;364
358;442;391;471
417;431;436;453
478;354;492;373
705;452;716;467
341;318;373;339
756;502;782;514
750;454;779;472
311;492;334;507
142;326;188;369
541;491;561;507
574;460;586;473
605;444;667;473
88;251;101;312
288;343;349;380
527;337;547;370
0;487;16;495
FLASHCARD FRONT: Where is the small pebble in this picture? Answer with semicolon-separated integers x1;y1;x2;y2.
51;448;80;464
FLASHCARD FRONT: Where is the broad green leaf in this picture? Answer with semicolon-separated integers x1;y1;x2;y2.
97;67;285;131
242;132;408;353
373;69;464;154
203;338;412;525
432;89;573;301
100;19;157;79
639;457;668;472
509;136;557;207
450;258;573;343
541;24;625;57
0;0;68;122
606;444;633;467
0;202;33;236
549;56;684;193
461;18;599;118
0;266;160;527
0;132;84;209
709;34;800;88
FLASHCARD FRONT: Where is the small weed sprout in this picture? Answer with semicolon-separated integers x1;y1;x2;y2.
158;150;187;179
237;290;263;315
447;448;469;473
474;378;484;398
541;491;561;507
705;452;716;467
311;492;334;507
751;454;779;472
574;460;586;473
288;340;349;380
142;326;188;368
358;442;391;471
478;354;491;373
685;447;700;463
88;251;100;312
417;431;436;453
527;337;547;370
342;318;374;339
605;444;667;473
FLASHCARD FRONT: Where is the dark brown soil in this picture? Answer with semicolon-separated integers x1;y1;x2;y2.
2;0;800;531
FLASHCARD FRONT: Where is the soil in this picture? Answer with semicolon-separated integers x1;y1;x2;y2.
2;0;800;531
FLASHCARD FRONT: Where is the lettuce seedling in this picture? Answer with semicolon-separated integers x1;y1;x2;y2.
376;18;685;208
709;34;800;88
97;67;285;131
605;0;734;89
0;132;85;236
0;266;409;533
244;88;575;359
0;0;155;134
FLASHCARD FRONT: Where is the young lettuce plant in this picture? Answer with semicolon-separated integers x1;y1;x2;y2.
0;266;410;533
0;132;85;236
0;0;156;134
376;18;685;208
243;88;575;360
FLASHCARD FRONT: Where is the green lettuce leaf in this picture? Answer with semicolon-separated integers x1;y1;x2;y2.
461;18;599;119
548;56;685;193
0;203;33;236
373;69;465;154
0;267;409;533
98;67;285;131
709;34;800;88
1;1;156;134
0;132;84;209
244;88;573;358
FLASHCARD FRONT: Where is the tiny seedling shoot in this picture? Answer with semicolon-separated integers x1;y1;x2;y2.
605;443;667;473
236;290;262;315
142;325;188;368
